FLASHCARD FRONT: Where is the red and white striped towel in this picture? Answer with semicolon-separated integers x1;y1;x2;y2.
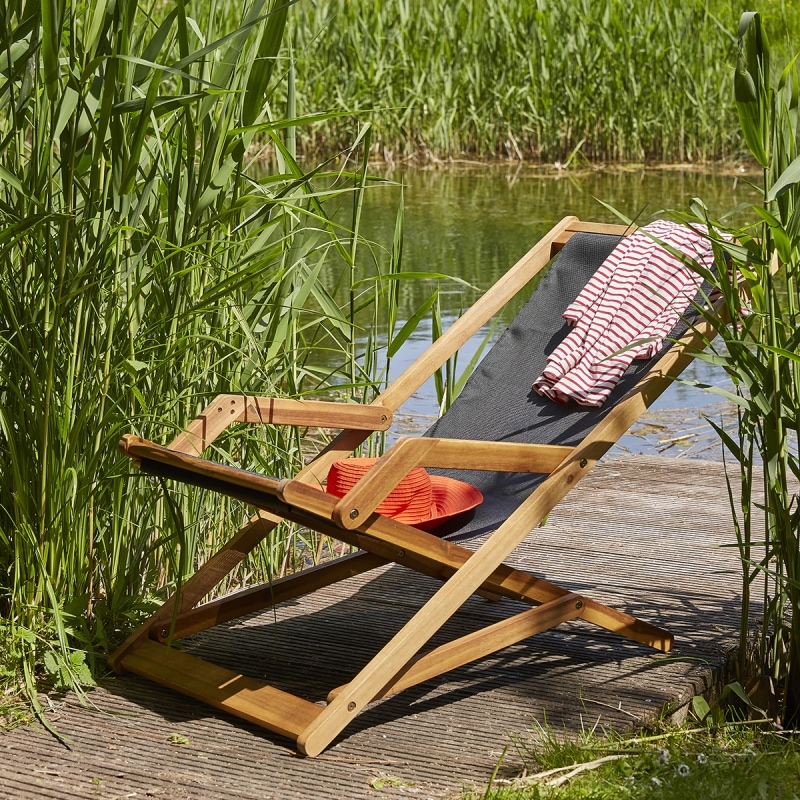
532;220;715;407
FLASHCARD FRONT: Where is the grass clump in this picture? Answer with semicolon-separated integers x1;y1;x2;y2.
0;0;406;716
472;723;800;800
677;11;800;725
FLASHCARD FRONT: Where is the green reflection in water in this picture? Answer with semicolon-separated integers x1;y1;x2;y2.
320;166;757;439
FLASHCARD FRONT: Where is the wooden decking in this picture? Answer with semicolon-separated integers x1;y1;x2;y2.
1;455;750;800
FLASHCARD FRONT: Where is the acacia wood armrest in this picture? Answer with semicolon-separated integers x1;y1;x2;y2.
167;394;392;456
331;437;574;529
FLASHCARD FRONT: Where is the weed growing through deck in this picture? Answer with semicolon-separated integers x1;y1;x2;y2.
468;723;800;800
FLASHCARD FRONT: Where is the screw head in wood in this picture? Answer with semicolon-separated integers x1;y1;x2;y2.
579;458;588;468
349;509;359;520
347;701;357;712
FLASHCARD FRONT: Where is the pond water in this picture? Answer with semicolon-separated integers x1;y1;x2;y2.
326;165;758;459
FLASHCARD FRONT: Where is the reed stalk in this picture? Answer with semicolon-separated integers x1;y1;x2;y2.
681;12;800;725
0;0;401;707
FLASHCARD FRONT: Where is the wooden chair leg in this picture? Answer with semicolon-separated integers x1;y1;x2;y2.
295;492;578;756
121;639;322;740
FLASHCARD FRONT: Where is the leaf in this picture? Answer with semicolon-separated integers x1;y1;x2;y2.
242;0;290;126
193;155;237;216
766;153;800;201
53;85;79;140
723;680;766;716
14;627;37;644
43;650;60;678
691;694;711;721
452;321;498;398
229;109;355;135
112;91;208;116
706;418;743;462
69;651;95;686
0;164;34;202
353;271;480;291
735;12;770;167
118;72;164;195
387;290;438;357
84;0;112;56
133;7;180;85
757;343;800;364
40;0;61;100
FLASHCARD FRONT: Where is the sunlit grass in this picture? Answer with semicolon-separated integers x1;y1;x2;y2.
469;723;800;800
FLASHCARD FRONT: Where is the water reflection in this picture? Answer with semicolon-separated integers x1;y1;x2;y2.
322;166;755;456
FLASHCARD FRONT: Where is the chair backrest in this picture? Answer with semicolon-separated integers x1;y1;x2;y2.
424;230;703;539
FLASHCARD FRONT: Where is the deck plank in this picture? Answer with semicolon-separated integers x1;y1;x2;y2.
1;456;757;799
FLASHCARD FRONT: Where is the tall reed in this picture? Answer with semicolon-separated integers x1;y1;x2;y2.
680;12;800;725
286;0;757;163
0;0;396;706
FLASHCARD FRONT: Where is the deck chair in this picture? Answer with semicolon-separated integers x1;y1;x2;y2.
109;217;718;757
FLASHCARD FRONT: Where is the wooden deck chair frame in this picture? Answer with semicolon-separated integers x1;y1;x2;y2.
109;216;717;757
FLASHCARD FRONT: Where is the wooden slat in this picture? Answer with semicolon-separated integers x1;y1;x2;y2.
333;438;575;529
161;551;387;641
167;395;392;457
551;220;633;252
330;594;584;703
244;397;392;431
119;639;321;740
581;599;673;651
420;439;574;472
168;395;248;455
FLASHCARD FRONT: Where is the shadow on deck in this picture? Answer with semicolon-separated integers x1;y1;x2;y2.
1;455;750;800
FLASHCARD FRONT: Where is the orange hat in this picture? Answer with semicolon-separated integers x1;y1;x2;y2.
325;457;482;530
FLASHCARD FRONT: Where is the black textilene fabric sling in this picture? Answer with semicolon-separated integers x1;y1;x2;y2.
424;230;704;540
